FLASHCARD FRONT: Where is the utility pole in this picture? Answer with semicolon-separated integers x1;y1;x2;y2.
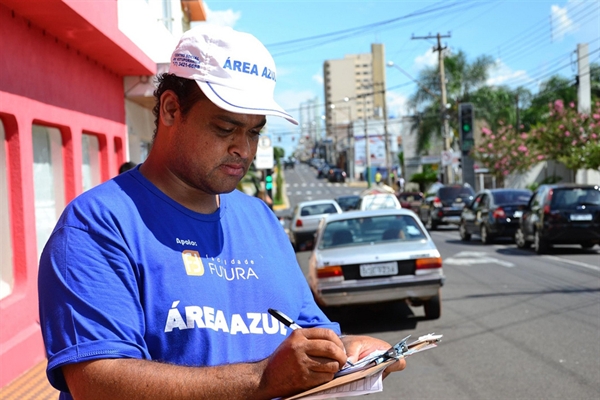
576;43;591;184
412;32;452;184
363;95;371;188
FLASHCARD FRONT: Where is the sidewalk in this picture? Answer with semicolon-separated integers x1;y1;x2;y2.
0;359;59;399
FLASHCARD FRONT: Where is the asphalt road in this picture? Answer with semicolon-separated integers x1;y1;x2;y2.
282;163;600;400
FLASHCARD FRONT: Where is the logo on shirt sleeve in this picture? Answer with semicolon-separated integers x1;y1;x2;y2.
182;250;204;276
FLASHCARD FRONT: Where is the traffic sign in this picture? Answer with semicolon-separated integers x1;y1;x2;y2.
255;136;274;169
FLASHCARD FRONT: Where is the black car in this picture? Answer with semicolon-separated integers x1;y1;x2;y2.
419;184;475;230
515;184;600;254
317;163;331;179
283;158;295;169
327;168;346;183
459;188;532;244
335;195;360;211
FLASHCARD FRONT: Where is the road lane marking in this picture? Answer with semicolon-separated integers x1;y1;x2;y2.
542;255;600;272
444;251;515;268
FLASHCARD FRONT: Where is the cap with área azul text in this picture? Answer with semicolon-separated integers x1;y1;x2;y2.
168;24;298;125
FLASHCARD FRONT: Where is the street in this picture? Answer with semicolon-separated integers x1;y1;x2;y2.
282;163;600;400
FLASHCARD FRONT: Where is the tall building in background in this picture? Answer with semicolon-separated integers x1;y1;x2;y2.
323;44;391;180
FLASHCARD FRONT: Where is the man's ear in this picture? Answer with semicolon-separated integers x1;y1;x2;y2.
160;91;179;127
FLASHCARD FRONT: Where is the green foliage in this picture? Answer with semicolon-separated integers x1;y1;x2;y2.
409;166;438;192
528;100;600;171
274;159;283;204
274;146;285;161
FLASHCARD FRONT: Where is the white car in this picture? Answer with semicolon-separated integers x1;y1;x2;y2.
308;208;444;319
356;193;402;211
288;199;343;251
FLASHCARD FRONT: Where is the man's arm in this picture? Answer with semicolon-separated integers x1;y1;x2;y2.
63;328;348;400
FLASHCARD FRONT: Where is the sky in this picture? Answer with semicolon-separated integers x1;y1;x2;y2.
195;0;600;156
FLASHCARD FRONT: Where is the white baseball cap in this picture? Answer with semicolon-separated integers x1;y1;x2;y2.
168;24;298;125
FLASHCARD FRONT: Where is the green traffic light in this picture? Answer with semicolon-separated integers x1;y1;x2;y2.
265;175;273;190
463;124;471;132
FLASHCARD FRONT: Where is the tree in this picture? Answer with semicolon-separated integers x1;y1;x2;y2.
529;100;600;171
409;50;495;153
473;123;543;181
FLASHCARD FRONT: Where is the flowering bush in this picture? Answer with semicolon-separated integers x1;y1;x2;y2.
528;100;600;170
473;123;542;179
474;100;600;178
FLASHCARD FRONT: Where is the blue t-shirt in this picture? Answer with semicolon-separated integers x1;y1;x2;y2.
38;166;340;397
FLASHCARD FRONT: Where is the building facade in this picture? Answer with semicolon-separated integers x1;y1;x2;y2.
0;0;205;388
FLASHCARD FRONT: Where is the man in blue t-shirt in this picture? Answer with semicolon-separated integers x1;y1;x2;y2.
38;25;406;400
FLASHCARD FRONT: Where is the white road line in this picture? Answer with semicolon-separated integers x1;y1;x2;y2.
444;251;515;267
543;255;600;272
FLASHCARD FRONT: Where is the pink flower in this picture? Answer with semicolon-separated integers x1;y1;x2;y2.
572;140;577;146
488;143;494;149
520;133;528;140
518;145;527;152
569;102;575;108
482;127;492;135
554;99;564;113
491;135;496;140
591;133;598;139
503;170;509;176
593;114;600;120
565;131;570;137
537;155;545;160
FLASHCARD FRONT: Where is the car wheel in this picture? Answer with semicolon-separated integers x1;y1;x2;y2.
480;225;493;244
423;291;441;320
534;230;550;254
459;221;471;241
581;242;595;249
515;228;531;249
426;212;437;231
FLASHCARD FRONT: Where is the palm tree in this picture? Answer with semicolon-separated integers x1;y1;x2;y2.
409;50;495;153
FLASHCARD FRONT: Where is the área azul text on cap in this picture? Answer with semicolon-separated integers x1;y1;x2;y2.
223;57;276;82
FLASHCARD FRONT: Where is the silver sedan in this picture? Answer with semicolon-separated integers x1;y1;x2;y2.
308;208;445;319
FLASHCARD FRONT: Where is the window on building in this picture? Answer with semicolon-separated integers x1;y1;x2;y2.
82;133;101;192
161;0;173;33
0;120;13;299
32;125;65;260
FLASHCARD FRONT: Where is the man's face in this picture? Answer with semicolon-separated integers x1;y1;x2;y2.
164;95;266;195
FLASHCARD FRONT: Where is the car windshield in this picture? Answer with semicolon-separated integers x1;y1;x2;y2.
300;203;338;216
336;196;359;209
319;215;426;249
438;186;474;200
551;188;600;209
492;190;532;205
398;193;422;201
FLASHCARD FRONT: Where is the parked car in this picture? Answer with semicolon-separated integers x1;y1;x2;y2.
288;199;343;251
283;158;296;169
459;189;532;244
317;163;331;179
307;208;445;319
335;195;361;211
396;191;423;214
419;184;475;230
327;168;347;183
515;184;600;254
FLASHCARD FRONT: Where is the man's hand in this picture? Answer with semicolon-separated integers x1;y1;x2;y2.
259;328;348;398
340;335;407;378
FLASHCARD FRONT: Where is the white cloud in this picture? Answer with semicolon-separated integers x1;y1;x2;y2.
203;2;241;27
386;92;409;118
487;59;529;87
313;73;324;85
550;4;576;41
413;48;437;71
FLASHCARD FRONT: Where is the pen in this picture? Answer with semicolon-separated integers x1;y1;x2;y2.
268;308;302;330
267;308;354;366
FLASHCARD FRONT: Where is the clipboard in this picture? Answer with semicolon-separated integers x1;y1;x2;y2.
282;333;442;400
283;358;397;400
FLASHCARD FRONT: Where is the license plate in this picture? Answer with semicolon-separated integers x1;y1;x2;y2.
360;261;398;277
513;211;523;218
452;203;463;208
570;214;592;221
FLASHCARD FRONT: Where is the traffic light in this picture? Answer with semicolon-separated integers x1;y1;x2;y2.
265;169;273;191
459;103;474;153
